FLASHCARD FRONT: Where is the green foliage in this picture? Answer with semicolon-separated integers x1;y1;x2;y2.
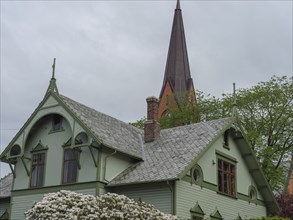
130;75;292;192
197;75;292;191
159;92;200;129
129;117;146;129
234;75;292;191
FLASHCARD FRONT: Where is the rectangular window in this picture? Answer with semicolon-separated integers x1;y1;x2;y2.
218;159;235;196
31;153;45;188
52;115;62;131
63;148;78;184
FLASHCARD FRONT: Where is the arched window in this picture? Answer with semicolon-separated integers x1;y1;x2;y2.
10;145;21;157
75;132;89;145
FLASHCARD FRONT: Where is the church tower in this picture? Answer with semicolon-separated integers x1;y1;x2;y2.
158;0;197;119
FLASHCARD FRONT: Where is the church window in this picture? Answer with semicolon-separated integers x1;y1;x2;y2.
218;159;235;197
30;153;45;188
63;148;78;184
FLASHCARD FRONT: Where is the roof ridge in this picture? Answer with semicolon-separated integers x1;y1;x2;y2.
59;94;141;133
161;117;233;131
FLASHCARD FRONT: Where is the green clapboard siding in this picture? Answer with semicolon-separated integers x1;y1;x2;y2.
10;188;96;220
176;180;266;219
110;182;172;214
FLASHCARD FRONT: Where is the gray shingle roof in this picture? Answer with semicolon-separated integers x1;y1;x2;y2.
108;118;233;186
60;95;143;159
0;173;13;198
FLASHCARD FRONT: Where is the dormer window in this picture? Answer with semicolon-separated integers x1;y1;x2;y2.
52;115;62;131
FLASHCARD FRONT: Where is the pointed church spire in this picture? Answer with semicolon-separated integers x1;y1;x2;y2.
160;0;193;97
176;0;181;10
46;58;59;95
158;0;196;118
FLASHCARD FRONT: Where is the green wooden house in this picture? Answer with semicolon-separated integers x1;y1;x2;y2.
0;1;279;219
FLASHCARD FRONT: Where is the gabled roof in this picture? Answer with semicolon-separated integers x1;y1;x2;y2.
0;173;13;198
59;95;143;159
108;118;233;186
160;0;193;98
0;92;143;162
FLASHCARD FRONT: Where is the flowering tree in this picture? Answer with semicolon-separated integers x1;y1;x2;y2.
25;190;178;220
276;194;293;218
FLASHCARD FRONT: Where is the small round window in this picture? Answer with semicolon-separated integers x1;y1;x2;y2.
248;186;257;201
192;165;203;184
10;145;21;156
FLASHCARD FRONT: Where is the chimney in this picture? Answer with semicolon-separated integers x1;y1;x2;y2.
144;96;160;142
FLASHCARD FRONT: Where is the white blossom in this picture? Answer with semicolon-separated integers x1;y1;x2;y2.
25;190;178;220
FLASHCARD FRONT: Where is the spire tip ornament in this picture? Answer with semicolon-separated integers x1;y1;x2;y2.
46;58;59;95
52;58;56;79
176;0;181;10
232;82;237;118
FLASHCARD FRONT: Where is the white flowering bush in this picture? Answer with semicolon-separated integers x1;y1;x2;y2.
25;190;178;220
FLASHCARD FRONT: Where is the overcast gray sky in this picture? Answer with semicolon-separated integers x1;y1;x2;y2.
1;0;292;177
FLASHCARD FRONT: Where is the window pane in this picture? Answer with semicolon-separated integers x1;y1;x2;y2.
63;149;78;184
31;153;45;187
52;115;62;130
218;159;236;196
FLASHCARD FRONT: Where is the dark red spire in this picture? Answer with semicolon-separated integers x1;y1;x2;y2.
160;0;192;98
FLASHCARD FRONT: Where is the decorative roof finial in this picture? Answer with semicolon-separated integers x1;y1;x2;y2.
232;82;237;118
46;58;59;95
52;58;56;79
176;0;181;10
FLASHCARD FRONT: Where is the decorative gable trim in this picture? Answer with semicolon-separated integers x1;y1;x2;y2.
31;141;48;153
0;92;53;162
0;209;9;220
235;214;243;220
190;202;204;215
210;208;223;220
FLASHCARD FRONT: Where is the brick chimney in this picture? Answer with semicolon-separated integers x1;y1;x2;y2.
144;96;160;142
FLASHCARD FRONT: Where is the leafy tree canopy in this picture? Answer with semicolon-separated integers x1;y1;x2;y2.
131;75;292;191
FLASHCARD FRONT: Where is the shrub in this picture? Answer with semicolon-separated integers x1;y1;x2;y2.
25;190;178;220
